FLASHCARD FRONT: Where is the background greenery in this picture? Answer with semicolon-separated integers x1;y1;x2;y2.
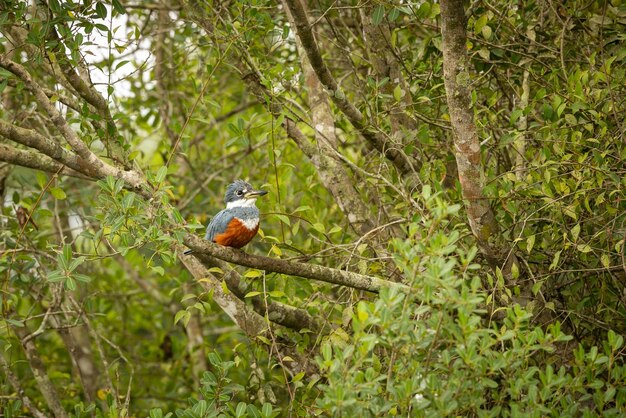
0;0;625;416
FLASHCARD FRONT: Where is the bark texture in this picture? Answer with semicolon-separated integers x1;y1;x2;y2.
439;0;504;268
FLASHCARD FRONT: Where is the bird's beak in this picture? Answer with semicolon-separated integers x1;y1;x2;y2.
244;189;268;199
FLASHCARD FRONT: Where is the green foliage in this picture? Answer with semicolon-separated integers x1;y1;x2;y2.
146;352;282;418
317;193;626;416
1;0;625;416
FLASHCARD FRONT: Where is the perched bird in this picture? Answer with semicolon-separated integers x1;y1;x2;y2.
185;180;268;253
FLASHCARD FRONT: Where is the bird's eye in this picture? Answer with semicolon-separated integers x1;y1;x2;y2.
236;190;244;196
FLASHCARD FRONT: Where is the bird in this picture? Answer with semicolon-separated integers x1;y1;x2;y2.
185;180;268;254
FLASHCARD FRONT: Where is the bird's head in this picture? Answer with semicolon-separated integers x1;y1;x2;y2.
224;180;268;208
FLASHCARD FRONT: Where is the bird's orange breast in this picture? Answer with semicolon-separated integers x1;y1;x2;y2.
213;218;260;248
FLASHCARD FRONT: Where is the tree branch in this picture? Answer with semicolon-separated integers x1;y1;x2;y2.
183;234;410;294
0;56;144;190
43;19;129;167
283;0;419;180
180;253;269;337
439;0;510;269
0;143;90;179
194;254;324;333
0;120;85;172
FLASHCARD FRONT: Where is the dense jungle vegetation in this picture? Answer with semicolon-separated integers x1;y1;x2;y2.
0;0;625;416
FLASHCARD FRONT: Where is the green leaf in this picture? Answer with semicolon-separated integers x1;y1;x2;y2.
312;223;325;234
292;205;311;213
256;335;270;345
174;310;190;325
155;166;167;183
36;172;48;188
95;2;107;19
526;235;536;254
474;14;488;34
151;266;165;276
388;8;400;22
73;274;92;283
482;25;492;40
181;293;197;302
571;223;581;242
121;193;135;211
372;5;385;25
549;250;561;270
62;244;72;268
235;403;247;418
68;256;86;272
600;253;610;268
328;226;342;234
5;318;25;327
48;270;65;282
511;262;519;280
270;245;282;256
111;0;126;14
245;291;261;298
510;109;524;125
244;270;263;278
273;214;291;226
393;85;403;101
50;187;67;200
65;277;76;291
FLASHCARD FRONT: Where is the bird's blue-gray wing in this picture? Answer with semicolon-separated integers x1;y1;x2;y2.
205;209;234;241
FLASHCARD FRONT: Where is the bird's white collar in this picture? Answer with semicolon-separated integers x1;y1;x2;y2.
226;198;258;209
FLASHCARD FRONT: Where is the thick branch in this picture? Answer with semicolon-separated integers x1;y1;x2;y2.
283;0;418;179
194;254;323;333
0;57;144;190
0;121;85;172
43;20;128;167
0;143;89;179
283;3;377;237
184;234;409;294
182;254;317;375
359;7;417;136
180;254;269;337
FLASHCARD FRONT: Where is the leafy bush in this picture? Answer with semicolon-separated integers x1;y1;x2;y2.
316;191;626;417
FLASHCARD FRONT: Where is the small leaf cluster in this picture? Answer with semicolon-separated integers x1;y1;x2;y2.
148;352;281;418
47;244;91;291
